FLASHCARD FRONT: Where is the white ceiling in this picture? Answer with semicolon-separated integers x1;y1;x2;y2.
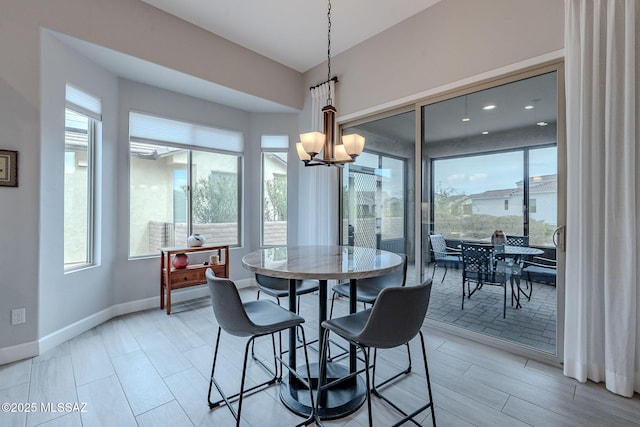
140;0;441;72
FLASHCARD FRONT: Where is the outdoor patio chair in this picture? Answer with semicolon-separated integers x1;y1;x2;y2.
461;242;511;318
506;235;529;247
523;255;557;289
504;235;531;299
430;234;461;282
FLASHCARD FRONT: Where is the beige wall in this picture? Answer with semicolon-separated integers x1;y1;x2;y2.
303;0;564;120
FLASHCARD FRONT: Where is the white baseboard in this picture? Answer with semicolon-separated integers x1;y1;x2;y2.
0;340;39;365
1;280;255;365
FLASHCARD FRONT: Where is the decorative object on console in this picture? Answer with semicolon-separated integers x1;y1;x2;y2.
296;0;365;167
187;233;206;247
171;253;189;269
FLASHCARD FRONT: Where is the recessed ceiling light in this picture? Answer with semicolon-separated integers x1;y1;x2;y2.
537;121;548;126
525;105;535;110
483;105;496;110
462;117;470;122
482;131;489;135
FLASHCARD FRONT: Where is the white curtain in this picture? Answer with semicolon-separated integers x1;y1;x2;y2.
297;80;339;246
564;0;640;397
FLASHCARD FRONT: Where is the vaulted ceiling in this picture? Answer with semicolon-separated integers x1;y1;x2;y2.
140;0;441;72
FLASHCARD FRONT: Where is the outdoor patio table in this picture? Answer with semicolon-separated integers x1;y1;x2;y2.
498;245;544;308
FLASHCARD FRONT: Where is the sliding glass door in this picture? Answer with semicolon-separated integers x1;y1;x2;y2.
420;66;563;356
341;110;415;260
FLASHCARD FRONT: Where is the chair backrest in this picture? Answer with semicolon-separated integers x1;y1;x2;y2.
354;254;408;289
430;234;448;260
206;269;254;337
356;279;433;349
506;235;529;247
461;242;493;282
255;273;289;292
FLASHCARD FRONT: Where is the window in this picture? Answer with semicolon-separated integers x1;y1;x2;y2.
432;146;557;246
129;112;243;257
64;84;101;271
432;150;524;241
341;147;408;254
261;135;288;246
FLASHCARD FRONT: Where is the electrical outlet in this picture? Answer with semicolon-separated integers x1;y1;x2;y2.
11;308;26;325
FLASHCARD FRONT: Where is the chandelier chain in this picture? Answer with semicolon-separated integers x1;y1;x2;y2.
327;0;332;105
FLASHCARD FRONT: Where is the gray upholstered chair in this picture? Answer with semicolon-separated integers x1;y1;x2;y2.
206;269;313;426
316;280;436;427
327;255;410;375
255;273;319;314
328;254;408;319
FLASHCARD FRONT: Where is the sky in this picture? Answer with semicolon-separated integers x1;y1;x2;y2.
433;146;557;195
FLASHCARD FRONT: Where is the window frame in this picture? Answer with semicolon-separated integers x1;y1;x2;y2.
128;141;243;258
260;135;289;247
430;143;557;247
64;107;98;272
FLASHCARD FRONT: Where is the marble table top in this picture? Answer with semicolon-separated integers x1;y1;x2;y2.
242;245;404;280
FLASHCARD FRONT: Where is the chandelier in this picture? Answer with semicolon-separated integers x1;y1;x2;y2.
296;0;365;167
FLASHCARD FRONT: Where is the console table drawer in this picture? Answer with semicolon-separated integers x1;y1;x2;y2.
172;269;203;285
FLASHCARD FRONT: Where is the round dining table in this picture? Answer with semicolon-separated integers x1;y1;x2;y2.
242;245;404;421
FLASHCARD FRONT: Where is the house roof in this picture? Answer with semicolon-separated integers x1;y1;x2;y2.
470;174;557;200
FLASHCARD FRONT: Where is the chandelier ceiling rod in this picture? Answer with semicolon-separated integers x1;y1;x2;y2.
309;76;338;91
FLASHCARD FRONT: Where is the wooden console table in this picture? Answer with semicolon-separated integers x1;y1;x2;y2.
160;244;229;314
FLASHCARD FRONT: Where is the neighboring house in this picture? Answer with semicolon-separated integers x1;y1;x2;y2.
470;174;557;226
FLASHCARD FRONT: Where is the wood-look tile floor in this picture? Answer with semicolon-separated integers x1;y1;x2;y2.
1;287;639;427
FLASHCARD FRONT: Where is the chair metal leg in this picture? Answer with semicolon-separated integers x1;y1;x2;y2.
419;331;436;427
503;283;507;318
234;339;253;426
329;292;337;319
371;343;412;393
208;330;279;425
293;325;316;427
431;264;448;283
207;327;223;408
362;338;433;427
361;345;373;427
315;328;331;421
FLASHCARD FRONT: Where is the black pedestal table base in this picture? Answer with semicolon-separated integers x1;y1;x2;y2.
280;362;366;420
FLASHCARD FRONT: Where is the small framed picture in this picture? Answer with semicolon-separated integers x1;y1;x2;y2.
0;150;18;187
